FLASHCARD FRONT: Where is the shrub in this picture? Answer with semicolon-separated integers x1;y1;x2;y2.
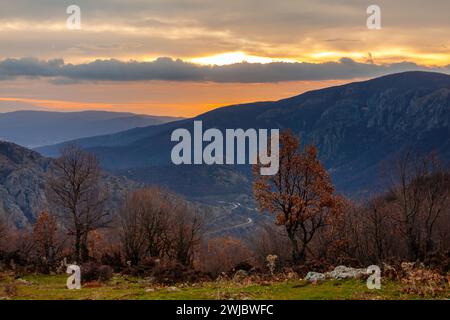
101;251;123;273
198;237;255;277
266;255;278;275
152;260;211;285
81;262;113;283
401;268;447;297
427;250;450;274
122;257;157;277
232;261;254;273
3;283;17;297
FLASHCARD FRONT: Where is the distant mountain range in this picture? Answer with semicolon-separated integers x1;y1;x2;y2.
37;71;450;200
2;71;449;231
0;110;182;147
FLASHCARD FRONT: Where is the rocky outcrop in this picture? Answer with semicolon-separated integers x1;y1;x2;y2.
0;141;138;228
304;266;369;282
326;266;368;280
0;142;50;227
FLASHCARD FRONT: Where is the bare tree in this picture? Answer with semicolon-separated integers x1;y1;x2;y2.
119;187;204;267
199;237;254;277
388;150;450;261
119;188;165;265
363;196;394;262
416;158;450;259
168;198;204;266
46;144;109;263
389;150;425;260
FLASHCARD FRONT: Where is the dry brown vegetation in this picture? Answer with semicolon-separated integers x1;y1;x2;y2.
119;187;204;268
0;135;449;291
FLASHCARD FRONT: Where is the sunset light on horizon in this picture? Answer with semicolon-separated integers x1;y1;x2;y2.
1;0;450;117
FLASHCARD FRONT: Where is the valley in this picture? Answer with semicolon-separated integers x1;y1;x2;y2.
2;71;450;235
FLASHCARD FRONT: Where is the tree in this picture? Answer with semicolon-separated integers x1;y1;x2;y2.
388;151;450;260
32;211;65;273
362;196;394;263
199;237;253;277
248;222;291;267
253;131;339;264
46;144;109;263
119;188;204;267
119;189;157;266
416;162;450;259
168;198;204;266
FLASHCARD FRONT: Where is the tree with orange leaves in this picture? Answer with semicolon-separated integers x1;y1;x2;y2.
33;211;64;273
253;130;340;264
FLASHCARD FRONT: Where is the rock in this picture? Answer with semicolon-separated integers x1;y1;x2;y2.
305;272;326;282
138;276;155;285
166;286;180;292
305;266;370;282
15;278;32;285
145;288;155;293
233;270;249;282
326;265;367;280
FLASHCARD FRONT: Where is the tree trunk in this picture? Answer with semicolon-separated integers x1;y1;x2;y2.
288;232;304;264
406;228;419;261
74;232;81;263
80;232;89;262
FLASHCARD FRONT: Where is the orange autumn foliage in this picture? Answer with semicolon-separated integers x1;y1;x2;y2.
253;130;341;263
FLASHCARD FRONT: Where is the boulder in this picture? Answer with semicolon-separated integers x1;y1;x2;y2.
305;272;326;282
233;270;249;282
326;265;367;280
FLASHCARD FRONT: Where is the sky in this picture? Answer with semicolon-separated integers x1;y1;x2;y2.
0;0;450;117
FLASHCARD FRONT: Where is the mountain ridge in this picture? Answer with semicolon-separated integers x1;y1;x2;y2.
0;110;183;148
37;71;450;199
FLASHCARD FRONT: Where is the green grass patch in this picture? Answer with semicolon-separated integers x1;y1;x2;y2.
0;274;448;300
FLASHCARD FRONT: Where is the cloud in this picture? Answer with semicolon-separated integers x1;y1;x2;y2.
0;1;449;65
0;58;63;79
0;57;448;84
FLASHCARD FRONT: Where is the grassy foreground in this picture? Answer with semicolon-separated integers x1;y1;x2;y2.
0;274;448;300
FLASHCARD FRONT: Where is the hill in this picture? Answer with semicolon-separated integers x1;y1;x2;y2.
0;141;138;228
0;110;182;147
37;71;450;200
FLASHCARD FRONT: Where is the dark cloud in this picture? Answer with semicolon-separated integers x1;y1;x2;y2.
0;57;448;83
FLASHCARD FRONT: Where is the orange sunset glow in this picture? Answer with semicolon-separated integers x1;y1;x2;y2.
0;79;353;117
0;0;449;117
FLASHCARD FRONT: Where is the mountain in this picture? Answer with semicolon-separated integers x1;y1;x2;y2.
0;110;182;148
0;141;139;228
38;71;450;199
